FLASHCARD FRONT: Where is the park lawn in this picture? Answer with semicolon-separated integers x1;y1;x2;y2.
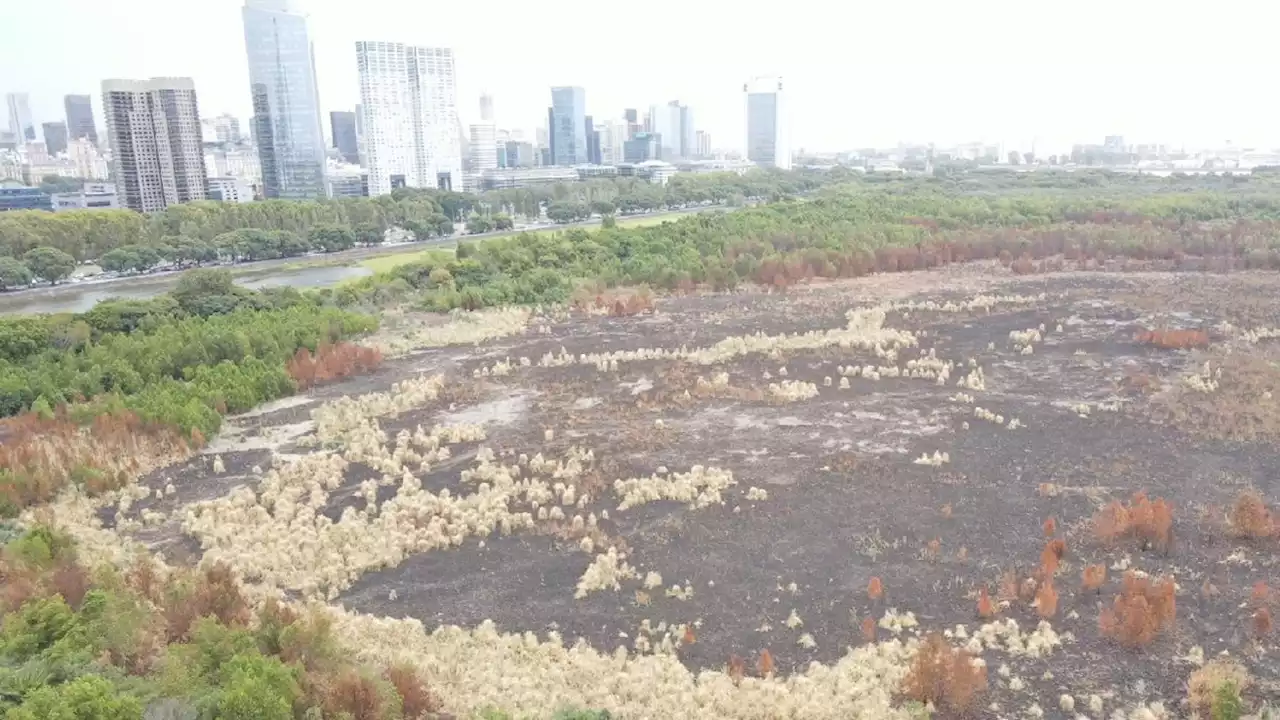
357;214;678;274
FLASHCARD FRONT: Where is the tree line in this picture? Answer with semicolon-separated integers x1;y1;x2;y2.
0;169;839;274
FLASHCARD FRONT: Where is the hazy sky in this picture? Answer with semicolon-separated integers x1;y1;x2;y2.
3;0;1279;154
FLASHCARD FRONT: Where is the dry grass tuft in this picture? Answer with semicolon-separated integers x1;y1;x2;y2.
1093;490;1174;552
1135;328;1210;349
1099;571;1177;647
899;632;988;713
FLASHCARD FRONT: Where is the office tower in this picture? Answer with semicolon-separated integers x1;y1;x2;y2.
64;95;99;145
101;77;209;212
356;41;463;195
549;86;587;166
649;101;694;161
330;110;359;163
624;132;659;163
744;76;790;169
585;116;602;165
212;114;243;144
599;119;628;165
467;96;497;190
623;108;640;140
42;122;68;156
6;93;35;142
242;0;327;198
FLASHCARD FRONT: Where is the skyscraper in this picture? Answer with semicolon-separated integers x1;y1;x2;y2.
585;116;601;165
329;111;358;163
549;86;587;166
745;77;790;169
242;0;327;198
356;41;463;195
101;78;208;212
42;122;68;156
649;101;695;161
6;93;34;142
467;96;497;190
623;108;640;140
64;95;98;145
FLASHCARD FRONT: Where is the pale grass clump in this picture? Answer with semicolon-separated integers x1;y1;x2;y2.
973;407;1004;425
767;380;819;403
325;610;925;719
1241;326;1280;344
1182;360;1222;394
956;367;986;391
785;609;804;629
889;293;1047;315
613;465;736;511
878;609;919;634
1009;328;1042;351
1006;418;1023;430
949;392;974;404
312;374;446;447
745;487;769;501
642;571;663;589
473;358;514;377
368;307;532;357
574;547;637;598
961;618;1062;659
665;584;694;601
797;633;817;649
912;451;950;467
183;444;609;597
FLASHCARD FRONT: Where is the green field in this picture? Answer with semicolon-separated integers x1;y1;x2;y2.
358;214;678;274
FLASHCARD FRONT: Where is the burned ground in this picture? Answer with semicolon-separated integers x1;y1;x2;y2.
110;266;1280;717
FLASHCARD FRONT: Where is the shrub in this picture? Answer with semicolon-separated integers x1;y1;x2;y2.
976;588;995;619
726;655;746;686
1099;572;1177;647
1042;516;1056;537
1135;328;1210;349
1082;564;1107;593
1188;658;1249;719
861;617;877;643
1253;607;1273;638
899;632;987;713
1035;580;1058;618
1093;490;1174;552
756;649;774;677
286;342;383;390
867;576;883;600
1229;490;1274;539
324;669;392;720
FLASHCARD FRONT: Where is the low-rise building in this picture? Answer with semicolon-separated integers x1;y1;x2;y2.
327;171;369;198
0;183;52;212
481;166;578;190
207;176;256;203
52;182;119;211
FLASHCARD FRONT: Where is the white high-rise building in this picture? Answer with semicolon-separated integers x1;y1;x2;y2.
356;41;463;195
6;93;35;143
598;119;628;165
744;77;790;170
466;96;497;191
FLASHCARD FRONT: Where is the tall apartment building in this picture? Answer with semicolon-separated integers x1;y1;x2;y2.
242;0;327;198
695;130;712;159
356;41;463;195
745;77;790;169
329;111;359;163
549;86;587;166
101;77;209;212
42;122;68;156
201;114;243;145
6;93;35;142
64;95;99;145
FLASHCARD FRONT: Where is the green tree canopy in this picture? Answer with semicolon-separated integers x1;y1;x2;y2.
22;247;76;284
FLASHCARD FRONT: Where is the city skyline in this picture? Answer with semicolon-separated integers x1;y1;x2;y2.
9;0;1280;156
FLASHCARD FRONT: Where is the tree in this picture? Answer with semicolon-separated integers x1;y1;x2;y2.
308;225;355;253
601;214;617;229
0;257;33;290
492;213;514;231
171;268;243;317
433;215;455;237
352;223;384;247
590;200;616;216
465;215;492;234
99;247;139;274
5;674;144;720
23;247;77;284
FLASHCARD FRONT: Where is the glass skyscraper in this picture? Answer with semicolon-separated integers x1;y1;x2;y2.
242;0;327;198
549;86;587;166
